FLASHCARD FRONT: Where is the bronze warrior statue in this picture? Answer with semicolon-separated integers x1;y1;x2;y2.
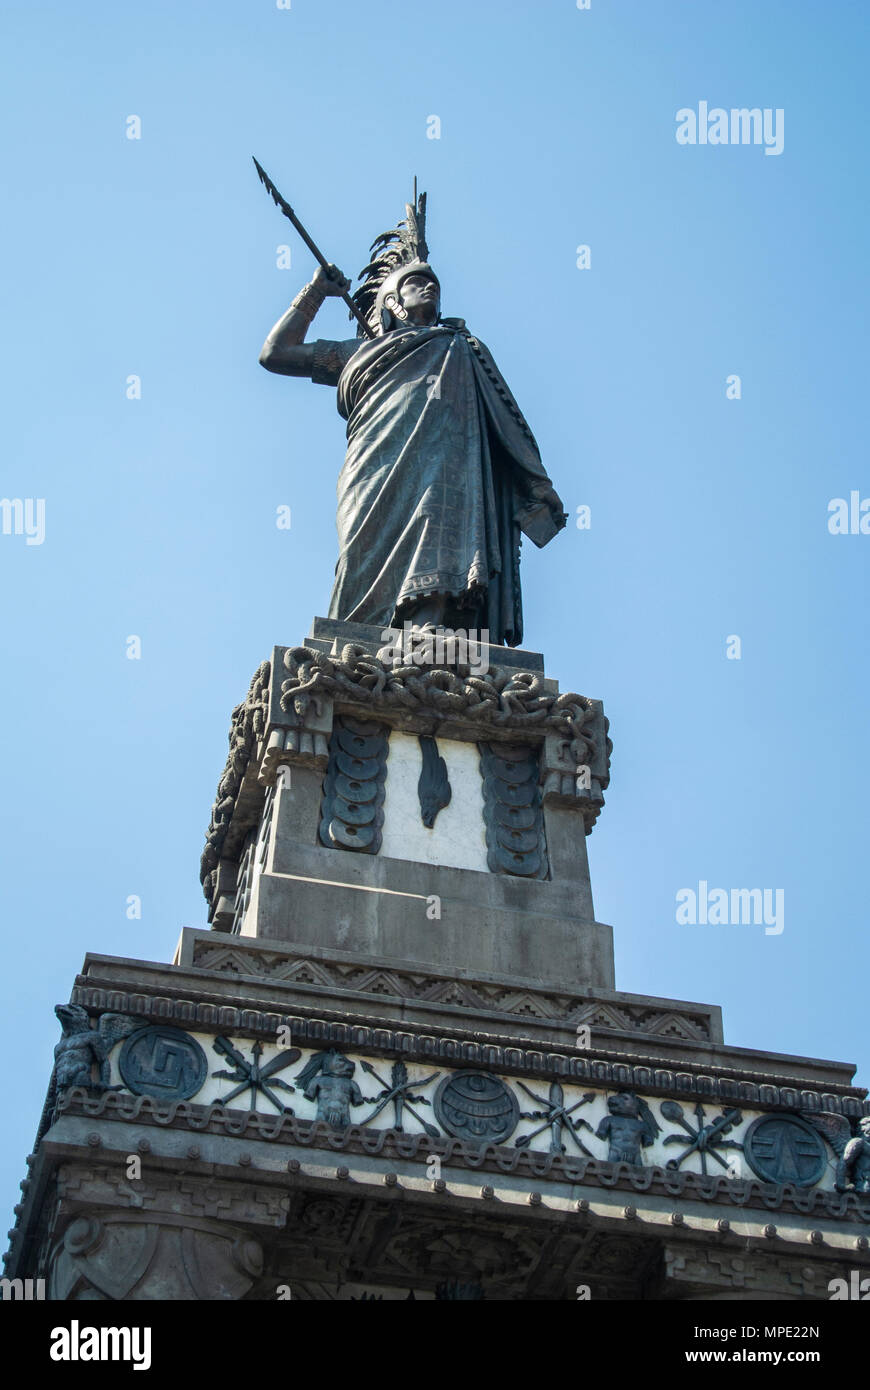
259;188;567;647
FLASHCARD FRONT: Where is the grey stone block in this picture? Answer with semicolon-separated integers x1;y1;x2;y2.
308;615;546;673
542;803;594;889
251;866;613;986
255;835;612;987
271;766;323;850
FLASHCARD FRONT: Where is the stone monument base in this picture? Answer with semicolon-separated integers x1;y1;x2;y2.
5;620;868;1300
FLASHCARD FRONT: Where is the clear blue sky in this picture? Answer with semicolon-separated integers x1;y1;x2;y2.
2;1;868;1229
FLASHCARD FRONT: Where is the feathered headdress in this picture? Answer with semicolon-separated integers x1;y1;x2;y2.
350;182;437;336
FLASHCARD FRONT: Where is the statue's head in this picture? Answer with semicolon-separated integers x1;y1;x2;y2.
322;1049;355;1079
351;187;439;337
607;1092;640;1118
375;261;440;332
55;1003;89;1035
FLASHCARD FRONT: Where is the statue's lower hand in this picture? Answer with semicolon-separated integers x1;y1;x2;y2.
312;263;351;297
530;481;566;516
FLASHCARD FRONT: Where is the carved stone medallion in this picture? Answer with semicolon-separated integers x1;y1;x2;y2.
119;1025;208;1100
742;1114;828;1187
434;1071;520;1145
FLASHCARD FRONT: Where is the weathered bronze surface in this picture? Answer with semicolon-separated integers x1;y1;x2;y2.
259;187;567;646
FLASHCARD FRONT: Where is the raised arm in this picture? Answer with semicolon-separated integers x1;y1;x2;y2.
258;263;351;377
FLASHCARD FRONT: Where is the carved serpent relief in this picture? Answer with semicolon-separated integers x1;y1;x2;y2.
200;661;270;906
281;645;609;769
200;647;611;907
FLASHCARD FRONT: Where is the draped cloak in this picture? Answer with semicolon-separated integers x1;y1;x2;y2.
312;319;564;647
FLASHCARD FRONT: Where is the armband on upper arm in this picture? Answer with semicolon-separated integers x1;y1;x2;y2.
311;339;359;386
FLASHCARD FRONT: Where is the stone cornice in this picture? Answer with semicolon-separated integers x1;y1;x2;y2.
48;1088;870;1227
70;979;868;1113
280;643;607;750
187;936;720;1045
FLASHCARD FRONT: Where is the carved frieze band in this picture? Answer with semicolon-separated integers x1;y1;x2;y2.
67;984;867;1118
47;1085;870;1222
6;1007;868;1282
191;940;715;1040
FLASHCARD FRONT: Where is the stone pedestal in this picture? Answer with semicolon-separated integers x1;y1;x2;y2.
202;618;614;987
5;619;869;1301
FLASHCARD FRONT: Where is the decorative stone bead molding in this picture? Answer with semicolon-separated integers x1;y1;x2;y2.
45;1021;859;1203
480;743;548;877
19;1003;864;1225
259;722;331;784
7;1047;869;1294
318;717;390;854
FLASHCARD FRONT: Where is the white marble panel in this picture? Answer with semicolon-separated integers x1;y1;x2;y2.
379;730;489;872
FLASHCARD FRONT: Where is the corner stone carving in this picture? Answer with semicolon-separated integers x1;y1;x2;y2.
54;1005;139;1095
200;660;270;907
540;711;610;833
259;674;333;786
43;1161;289;1299
803;1113;870;1194
48;1215;264;1301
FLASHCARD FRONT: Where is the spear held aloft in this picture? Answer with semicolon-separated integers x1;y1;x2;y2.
252;157;375;340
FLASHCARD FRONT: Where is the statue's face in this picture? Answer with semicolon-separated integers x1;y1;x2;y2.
399;272;440;325
324;1051;354;1078
608;1093;638;1118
